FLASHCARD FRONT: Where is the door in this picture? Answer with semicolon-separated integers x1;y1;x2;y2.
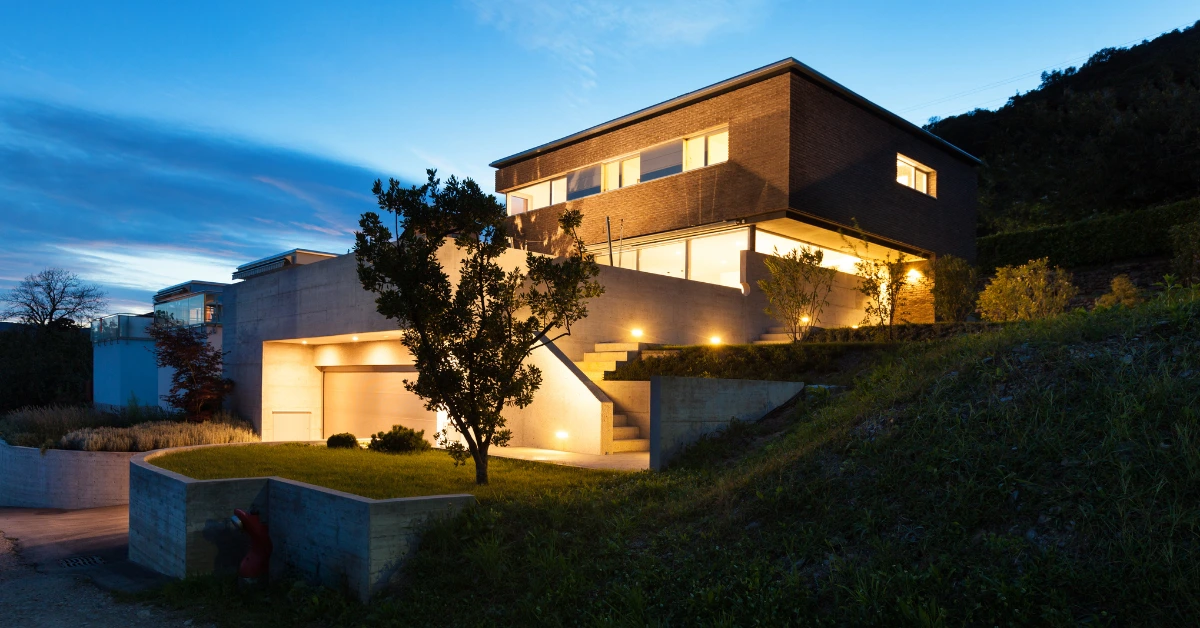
322;370;438;442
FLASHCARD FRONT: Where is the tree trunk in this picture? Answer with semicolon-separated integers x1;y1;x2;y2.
473;445;490;485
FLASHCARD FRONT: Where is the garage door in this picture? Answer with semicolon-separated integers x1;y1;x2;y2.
323;370;438;443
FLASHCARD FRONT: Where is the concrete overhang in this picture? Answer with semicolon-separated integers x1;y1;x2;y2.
747;210;930;260
272;330;400;346
233;249;339;281
489;58;980;170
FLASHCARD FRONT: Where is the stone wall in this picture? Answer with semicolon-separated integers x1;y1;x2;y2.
648;376;805;470
128;444;475;601
0;441;133;509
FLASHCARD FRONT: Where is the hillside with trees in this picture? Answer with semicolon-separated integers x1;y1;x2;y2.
926;20;1200;234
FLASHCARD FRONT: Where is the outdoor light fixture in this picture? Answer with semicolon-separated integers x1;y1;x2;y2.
631;328;644;338
801;316;810;323
301;340;308;345
710;336;721;345
851;325;860;329
555;430;569;439
906;268;923;283
352;336;359;341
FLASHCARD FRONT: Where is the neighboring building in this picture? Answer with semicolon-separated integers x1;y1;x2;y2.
218;59;978;459
91;313;157;409
152;280;230;409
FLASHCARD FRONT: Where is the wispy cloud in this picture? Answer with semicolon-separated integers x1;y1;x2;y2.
466;0;770;92
0;98;400;315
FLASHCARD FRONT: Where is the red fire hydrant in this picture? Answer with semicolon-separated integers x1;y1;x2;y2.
231;508;272;590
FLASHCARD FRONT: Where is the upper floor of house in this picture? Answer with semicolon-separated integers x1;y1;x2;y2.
493;58;980;262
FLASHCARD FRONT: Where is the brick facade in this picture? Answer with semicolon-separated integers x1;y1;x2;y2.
496;64;977;263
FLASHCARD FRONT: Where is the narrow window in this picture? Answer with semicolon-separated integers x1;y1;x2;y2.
896;154;935;197
603;161;621;191
506;193;530;216
550;177;567;204
620;156;640;187
707;130;728;164
640;140;684;182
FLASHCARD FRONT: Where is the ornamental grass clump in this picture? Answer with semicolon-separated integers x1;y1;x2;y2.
59;416;258;452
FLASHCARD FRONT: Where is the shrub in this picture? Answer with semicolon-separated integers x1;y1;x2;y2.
1169;220;1200;284
58;419;259;452
757;246;837;340
368;425;431;454
1095;274;1144;309
606;343;885;382
0;326;91;413
147;317;233;421
977;198;1200;270
929;255;978;322
977;258;1078;322
326;433;359;449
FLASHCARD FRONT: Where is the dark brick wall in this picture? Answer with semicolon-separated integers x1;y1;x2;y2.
788;73;977;262
498;69;977;263
500;74;793;255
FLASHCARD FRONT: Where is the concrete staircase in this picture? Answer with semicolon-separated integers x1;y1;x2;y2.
753;326;794;345
574;342;649;453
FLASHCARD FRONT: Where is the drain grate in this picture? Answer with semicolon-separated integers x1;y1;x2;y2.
58;555;104;568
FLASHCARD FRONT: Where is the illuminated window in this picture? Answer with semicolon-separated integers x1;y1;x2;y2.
684;129;729;171
688;229;748;288
754;230;863;274
638;241;686;278
896;154;935;197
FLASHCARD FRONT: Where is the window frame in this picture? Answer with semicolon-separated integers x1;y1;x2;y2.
895;154;937;198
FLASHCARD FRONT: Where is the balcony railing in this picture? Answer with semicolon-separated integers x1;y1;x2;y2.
90;314;153;343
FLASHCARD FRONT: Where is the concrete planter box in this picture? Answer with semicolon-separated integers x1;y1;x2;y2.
128;443;475;601
0;439;134;509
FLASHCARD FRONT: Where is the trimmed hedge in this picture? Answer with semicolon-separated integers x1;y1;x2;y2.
1170;220;1200;284
606;343;890;382
977;198;1200;270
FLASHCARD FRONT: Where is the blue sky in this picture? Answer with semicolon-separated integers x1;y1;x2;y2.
1;1;1196;313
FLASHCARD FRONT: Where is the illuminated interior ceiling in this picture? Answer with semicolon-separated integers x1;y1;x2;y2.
753;213;927;261
273;330;401;345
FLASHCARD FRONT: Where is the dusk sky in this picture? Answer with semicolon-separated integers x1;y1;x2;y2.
2;1;1196;314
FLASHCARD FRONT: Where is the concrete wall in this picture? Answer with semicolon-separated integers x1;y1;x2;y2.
594;380;651;442
0;441;133;508
129;444;475;601
501;341;612;454
93;339;158;408
649;376;805;470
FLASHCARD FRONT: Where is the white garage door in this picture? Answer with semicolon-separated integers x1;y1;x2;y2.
322;370;438;443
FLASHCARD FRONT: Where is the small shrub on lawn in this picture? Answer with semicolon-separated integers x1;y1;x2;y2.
368;425;431;454
59;419;259;452
977;257;1078;322
1095;274;1144;309
326;433;359;449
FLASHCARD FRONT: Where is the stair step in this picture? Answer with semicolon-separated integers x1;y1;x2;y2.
752;339;790;345
613;425;640;439
595;342;645;352
768;326;790;334
584;351;636;362
758;333;793;341
582;371;608;381
613;413;628;427
575;360;619;372
611;438;650;453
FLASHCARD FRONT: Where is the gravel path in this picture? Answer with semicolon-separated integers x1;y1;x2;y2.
0;533;205;628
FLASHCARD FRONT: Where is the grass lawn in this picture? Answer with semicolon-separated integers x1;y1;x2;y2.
150;444;623;501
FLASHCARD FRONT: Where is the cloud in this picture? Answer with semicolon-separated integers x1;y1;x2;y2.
466;0;770;90
0;98;399;315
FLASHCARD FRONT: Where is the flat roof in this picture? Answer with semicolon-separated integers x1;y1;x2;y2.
489;58;980;169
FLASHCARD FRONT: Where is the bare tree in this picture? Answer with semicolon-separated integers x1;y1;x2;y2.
1;268;108;327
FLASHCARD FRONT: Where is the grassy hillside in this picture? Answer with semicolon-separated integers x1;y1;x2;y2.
154;292;1200;626
927;21;1200;233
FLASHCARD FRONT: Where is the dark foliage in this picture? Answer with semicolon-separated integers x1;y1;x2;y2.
367;425;431;454
929;254;979;322
607;343;889;383
146;318;233;421
1170;219;1200;284
927;22;1200;232
977;197;1200;270
0;326;91;413
326;433;359;449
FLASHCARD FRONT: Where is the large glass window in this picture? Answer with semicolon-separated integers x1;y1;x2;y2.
155;294;212;326
603;156;640;191
637;241;686;278
640;140;684;183
896;154;935;196
506;177;568;216
688;229;748;288
754;230;863;274
567;165;602;200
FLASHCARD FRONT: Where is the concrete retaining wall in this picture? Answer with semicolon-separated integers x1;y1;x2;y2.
0;440;134;509
649;376;805;470
129;444;475;601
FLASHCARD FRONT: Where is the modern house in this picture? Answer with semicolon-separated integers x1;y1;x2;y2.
214;59;977;460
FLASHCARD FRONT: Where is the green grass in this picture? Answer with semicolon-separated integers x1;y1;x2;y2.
151;445;622;501
147;293;1200;627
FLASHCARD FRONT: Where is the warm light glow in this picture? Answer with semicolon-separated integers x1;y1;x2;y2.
352;336;359;341
301;340;308;345
800;316;810;323
631;328;644;338
906;268;923;283
851;325;860;329
710;336;721;345
555;430;569;439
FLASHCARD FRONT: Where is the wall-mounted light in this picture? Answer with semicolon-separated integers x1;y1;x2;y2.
710;336;721;345
301;340;308;345
851;325;860;330
631;328;644;338
352;336;360;342
906;268;923;283
800;316;810;323
555;430;569;439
